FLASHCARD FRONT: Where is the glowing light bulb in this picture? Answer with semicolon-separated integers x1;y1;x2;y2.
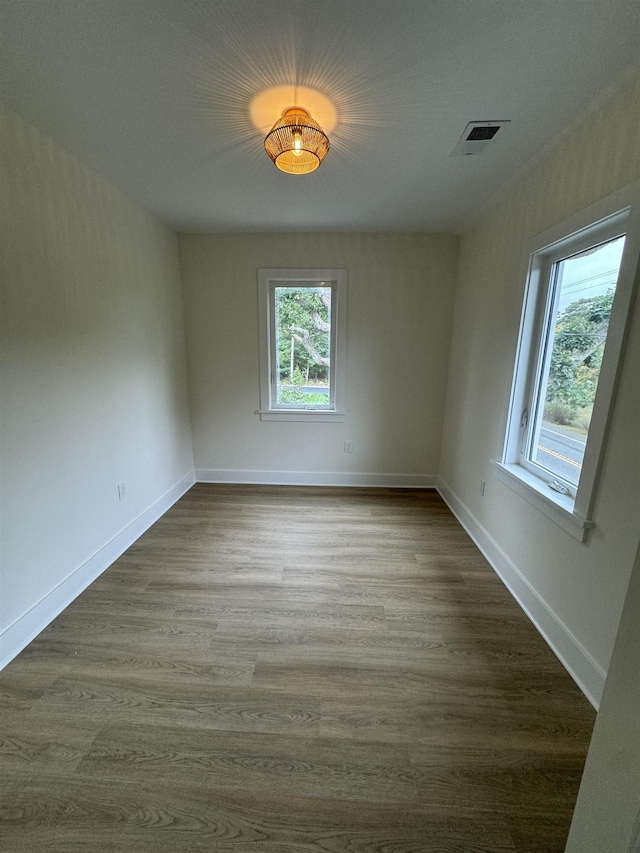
264;106;329;174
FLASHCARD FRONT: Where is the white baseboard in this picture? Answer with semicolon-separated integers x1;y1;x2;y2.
0;470;196;670
437;477;605;709
196;469;437;489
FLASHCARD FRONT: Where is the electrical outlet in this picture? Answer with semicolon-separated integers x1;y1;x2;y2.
344;441;353;453
479;478;486;497
117;481;126;501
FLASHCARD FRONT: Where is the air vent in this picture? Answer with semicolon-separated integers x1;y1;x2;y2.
451;120;510;156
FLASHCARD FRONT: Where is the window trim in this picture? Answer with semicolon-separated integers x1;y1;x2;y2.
496;181;640;542
520;218;627;497
257;268;347;422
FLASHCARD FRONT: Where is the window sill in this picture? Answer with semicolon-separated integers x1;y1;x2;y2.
492;460;593;543
258;410;345;423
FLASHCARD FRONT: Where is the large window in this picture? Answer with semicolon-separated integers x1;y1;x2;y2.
524;230;625;491
258;268;346;421
496;190;639;541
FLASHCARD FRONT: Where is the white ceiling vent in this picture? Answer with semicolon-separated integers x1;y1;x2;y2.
451;120;510;156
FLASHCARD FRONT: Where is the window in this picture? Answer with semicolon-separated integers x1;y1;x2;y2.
523;229;625;492
496;189;639;541
258;268;347;421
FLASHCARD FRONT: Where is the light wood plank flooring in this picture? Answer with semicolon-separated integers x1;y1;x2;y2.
0;485;595;852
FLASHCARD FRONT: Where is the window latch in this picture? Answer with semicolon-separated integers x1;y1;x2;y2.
548;479;570;495
520;408;529;429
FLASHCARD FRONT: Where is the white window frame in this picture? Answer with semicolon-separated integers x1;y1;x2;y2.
495;182;640;542
258;268;347;422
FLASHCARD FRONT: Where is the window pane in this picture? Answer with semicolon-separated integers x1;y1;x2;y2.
530;235;625;486
274;285;331;406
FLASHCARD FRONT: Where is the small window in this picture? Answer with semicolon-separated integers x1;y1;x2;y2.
496;196;638;541
258;269;346;422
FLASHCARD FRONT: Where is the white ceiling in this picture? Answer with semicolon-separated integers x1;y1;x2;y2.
1;0;638;233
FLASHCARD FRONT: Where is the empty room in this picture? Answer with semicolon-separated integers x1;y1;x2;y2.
1;1;639;851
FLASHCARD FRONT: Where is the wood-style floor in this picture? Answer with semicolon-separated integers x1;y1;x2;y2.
0;485;595;852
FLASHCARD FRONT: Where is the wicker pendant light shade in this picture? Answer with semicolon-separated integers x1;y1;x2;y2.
264;107;330;175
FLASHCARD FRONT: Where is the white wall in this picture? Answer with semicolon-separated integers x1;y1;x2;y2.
0;106;195;661
178;232;459;485
565;534;640;851
439;75;640;705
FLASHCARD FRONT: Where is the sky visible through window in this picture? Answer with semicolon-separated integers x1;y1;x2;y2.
557;237;625;312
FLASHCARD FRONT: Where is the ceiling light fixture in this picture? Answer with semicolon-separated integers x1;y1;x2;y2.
264;106;330;175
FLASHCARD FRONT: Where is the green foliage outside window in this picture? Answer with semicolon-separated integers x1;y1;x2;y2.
274;287;330;384
544;290;614;427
